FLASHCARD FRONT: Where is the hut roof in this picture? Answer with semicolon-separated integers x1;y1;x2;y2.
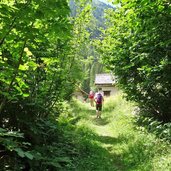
95;73;115;85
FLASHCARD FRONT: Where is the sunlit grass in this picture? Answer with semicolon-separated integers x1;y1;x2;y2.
58;94;171;171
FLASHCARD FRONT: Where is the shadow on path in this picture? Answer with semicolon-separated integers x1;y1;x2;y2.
92;117;110;126
75;132;125;171
96;134;131;145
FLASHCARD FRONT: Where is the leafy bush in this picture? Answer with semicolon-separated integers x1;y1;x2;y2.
99;0;171;122
0;127;33;170
0;0;86;170
135;114;171;141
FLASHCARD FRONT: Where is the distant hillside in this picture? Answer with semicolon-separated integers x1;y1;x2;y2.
92;0;114;27
92;0;115;38
69;0;115;38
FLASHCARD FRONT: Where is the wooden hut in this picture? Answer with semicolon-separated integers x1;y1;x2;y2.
95;73;118;96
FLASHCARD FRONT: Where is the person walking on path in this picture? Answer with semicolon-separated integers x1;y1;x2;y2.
94;88;104;118
89;90;95;107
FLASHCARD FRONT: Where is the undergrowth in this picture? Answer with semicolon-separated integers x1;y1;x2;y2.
58;93;171;171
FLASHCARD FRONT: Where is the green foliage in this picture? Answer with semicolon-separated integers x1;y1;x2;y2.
0;0;74;116
0;0;86;170
0;127;33;170
69;0;95;92
0;108;81;170
25;117;78;170
135;114;171;141
89;61;104;89
98;0;171;122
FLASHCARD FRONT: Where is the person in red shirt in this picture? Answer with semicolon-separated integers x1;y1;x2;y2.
89;90;95;107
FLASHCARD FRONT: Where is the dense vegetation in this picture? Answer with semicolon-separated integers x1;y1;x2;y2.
98;0;171;122
0;0;171;170
0;0;87;170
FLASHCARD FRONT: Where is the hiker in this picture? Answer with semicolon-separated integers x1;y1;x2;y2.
89;90;95;107
94;88;104;118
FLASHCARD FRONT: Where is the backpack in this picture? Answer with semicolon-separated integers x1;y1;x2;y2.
96;93;102;104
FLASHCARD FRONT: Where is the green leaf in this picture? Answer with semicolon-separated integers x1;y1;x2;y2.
25;152;34;160
19;64;29;71
0;128;6;132
23;93;29;97
15;148;25;158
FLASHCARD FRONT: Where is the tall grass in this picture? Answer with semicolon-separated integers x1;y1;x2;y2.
103;93;171;171
57;94;171;171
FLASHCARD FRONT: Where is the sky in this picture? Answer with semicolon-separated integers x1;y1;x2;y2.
99;0;114;6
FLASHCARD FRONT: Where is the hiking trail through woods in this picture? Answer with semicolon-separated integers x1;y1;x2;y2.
72;97;171;171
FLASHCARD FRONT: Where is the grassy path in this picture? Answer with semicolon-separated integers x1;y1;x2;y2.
70;95;171;171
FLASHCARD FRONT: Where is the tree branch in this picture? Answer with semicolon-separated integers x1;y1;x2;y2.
0;39;27;114
0;17;17;46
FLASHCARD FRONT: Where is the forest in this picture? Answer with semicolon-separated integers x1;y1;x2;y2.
0;0;171;170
